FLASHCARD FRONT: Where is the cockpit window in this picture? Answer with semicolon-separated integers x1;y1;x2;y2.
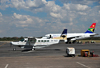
20;39;24;41
28;38;36;43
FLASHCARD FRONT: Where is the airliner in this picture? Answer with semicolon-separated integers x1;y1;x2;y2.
44;23;98;43
10;29;67;51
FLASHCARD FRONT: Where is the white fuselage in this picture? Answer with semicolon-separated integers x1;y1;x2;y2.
10;38;61;49
34;38;60;48
44;33;97;41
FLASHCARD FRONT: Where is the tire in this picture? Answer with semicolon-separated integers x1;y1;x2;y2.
13;48;16;51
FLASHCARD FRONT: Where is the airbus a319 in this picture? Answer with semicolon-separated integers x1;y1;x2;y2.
44;23;98;43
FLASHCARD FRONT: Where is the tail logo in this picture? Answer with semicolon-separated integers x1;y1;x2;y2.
88;28;94;32
93;25;95;27
85;23;96;33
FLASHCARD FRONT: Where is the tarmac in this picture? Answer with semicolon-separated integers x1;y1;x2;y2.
0;42;100;68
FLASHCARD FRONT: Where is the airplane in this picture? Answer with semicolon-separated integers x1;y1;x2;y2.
44;23;98;43
10;29;67;51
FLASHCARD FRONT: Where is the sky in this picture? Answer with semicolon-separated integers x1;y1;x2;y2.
0;0;100;37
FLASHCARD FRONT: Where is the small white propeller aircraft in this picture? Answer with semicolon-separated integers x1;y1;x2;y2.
10;29;67;51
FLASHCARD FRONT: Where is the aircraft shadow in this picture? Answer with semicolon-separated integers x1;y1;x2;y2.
21;49;32;52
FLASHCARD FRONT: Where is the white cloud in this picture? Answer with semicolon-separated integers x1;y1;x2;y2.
0;0;10;10
99;11;100;14
78;12;87;15
60;0;94;5
76;4;88;10
63;3;89;11
13;13;22;19
1;0;9;3
64;4;70;10
10;0;45;12
0;0;100;37
42;0;47;4
12;13;48;28
50;12;62;18
0;12;2;16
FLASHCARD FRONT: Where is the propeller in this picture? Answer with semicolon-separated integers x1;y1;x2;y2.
10;42;13;47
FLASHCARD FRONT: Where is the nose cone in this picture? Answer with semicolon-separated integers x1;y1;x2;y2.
10;42;13;45
10;42;12;45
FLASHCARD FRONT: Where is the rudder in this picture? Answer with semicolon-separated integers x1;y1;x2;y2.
85;23;96;33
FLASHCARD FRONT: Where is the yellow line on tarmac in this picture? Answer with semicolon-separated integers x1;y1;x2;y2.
0;43;6;47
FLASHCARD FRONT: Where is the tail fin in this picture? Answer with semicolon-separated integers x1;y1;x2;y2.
85;23;96;33
61;29;67;35
53;29;67;40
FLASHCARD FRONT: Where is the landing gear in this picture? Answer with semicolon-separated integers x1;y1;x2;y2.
32;46;35;50
32;48;35;50
72;40;76;43
66;41;71;44
13;48;16;51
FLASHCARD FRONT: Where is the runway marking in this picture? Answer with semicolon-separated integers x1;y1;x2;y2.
23;50;35;53
5;64;9;68
0;43;6;47
76;62;90;68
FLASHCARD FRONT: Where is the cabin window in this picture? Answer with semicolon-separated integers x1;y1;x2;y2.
44;40;46;42
51;40;53;42
38;40;40;42
47;40;49;42
41;40;43;42
54;40;57;42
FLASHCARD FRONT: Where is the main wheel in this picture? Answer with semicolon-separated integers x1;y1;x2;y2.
13;48;16;51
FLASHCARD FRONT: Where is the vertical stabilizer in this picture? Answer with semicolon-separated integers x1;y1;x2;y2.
85;23;96;33
53;29;67;40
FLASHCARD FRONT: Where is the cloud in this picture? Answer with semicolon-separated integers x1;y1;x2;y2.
0;12;2;16
10;0;45;12
12;13;47;27
78;12;87;15
0;0;100;37
64;3;89;11
50;12;62;18
0;12;3;23
60;0;95;5
0;0;10;10
99;11;100;14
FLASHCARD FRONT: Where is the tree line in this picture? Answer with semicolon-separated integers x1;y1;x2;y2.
0;37;24;41
0;37;100;41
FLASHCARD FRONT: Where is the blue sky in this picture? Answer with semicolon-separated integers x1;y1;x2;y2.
0;0;100;37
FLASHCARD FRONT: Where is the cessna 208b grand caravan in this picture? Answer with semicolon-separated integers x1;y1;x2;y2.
44;23;98;43
10;29;67;51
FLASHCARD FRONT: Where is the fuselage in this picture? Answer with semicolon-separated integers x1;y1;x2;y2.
34;38;60;48
10;38;61;49
44;33;97;41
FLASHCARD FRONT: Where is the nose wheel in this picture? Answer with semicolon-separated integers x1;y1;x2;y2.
32;46;35;50
13;48;16;51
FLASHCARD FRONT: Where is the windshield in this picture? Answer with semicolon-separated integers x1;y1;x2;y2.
28;38;36;44
20;39;24;42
